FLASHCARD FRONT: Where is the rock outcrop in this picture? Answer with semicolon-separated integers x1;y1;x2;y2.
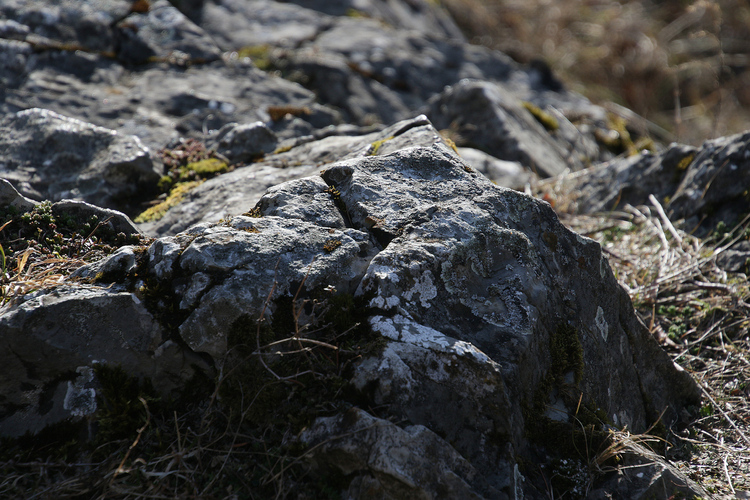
0;116;702;497
0;1;718;498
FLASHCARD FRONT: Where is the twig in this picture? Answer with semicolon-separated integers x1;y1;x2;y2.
649;194;683;245
723;454;736;496
109;397;151;484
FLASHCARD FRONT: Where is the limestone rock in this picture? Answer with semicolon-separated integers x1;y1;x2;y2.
92;140;697;497
457;147;534;189
0;285;207;437
424;80;596;177
301;407;484;500
0;178;36;213
206;121;278;164
114;0;222;65
562;143;697;215
0;108;161;213
564;131;750;237
139;115;452;236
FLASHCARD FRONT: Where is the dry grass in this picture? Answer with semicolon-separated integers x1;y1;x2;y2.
535;175;750;498
443;0;750;145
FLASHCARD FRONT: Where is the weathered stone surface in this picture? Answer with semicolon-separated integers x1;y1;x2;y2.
587;441;706;499
563;143;697;215
176;215;375;358
0;2;711;497
564;131;750;237
0;37;329;151
95;141;697;497
279;0;465;40
668;131;750;235
0;178;36;213
50;199;141;236
0;108;161;213
424;80;596;177
114;0;221;65
0;285;207;437
457;147;534;189
140;115;451;236
0;0;131;54
301;407;483;500
206;121;278;164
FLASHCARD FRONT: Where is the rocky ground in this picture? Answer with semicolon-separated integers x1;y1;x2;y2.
0;1;749;498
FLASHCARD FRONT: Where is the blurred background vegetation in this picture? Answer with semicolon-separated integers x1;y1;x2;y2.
441;0;750;146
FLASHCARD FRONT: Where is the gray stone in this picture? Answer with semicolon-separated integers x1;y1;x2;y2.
106;141;700;496
562;131;750;238
50;199;141;236
0;46;327;152
668;131;750;235
176;216;376;358
301;407;484;500
561;143;697;215
0;108;161;214
457;147;534;189
138;115;447;236
278;0;465;40
207;121;278;164
70;245;137;280
716;240;750;273
587;441;706;499
424;80;589;177
0;0;131;54
115;0;221;65
0;178;36;213
0;285;207;437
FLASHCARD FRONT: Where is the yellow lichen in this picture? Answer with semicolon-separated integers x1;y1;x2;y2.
677;153;695;171
323;239;342;253
236;45;273;71
522;101;559;131
368;136;395;156
272;144;294;155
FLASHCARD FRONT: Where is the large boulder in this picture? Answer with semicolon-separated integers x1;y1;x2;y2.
15;136;700;497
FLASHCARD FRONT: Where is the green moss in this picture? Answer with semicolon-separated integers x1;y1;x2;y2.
134;180;203;223
368;136;395;156
550;323;584;386
522;101;559;131
182;158;228;178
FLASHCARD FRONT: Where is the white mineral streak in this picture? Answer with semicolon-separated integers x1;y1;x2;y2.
595;306;608;342
370;314;491;363
63;366;97;417
403;270;438;308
